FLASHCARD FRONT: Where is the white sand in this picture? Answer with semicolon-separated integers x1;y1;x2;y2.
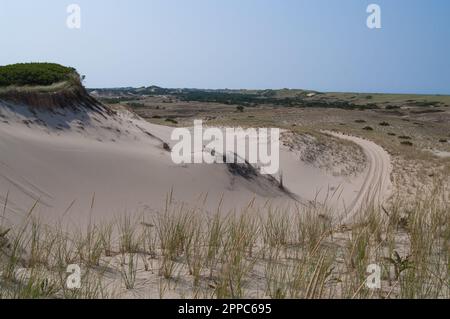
324;131;393;221
0;101;392;228
427;149;450;158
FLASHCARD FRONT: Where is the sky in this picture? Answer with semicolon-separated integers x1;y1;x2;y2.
0;0;449;94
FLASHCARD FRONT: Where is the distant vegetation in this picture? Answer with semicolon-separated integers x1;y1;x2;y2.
0;63;77;87
177;91;260;106
175;91;378;110
91;86;450;110
165;118;178;124
99;97;140;104
126;102;146;108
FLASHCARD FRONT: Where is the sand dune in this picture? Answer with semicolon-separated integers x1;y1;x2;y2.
0;100;392;228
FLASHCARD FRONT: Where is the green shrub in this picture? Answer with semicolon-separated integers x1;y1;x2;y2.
386;105;400;110
362;126;374;131
401;141;413;146
127;102;146;108
0;63;76;87
165;118;178;124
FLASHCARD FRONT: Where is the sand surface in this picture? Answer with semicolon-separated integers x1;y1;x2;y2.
325;131;393;221
0;102;392;228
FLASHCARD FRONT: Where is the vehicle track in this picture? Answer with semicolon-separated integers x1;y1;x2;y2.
325;131;393;222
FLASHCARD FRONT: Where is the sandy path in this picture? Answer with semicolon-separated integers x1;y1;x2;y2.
325;131;393;222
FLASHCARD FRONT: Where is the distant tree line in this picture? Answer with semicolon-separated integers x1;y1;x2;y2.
176;91;260;106
175;91;377;110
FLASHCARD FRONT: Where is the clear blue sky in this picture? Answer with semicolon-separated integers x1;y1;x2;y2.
1;0;449;94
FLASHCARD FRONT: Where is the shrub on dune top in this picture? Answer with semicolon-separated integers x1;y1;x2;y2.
0;63;77;87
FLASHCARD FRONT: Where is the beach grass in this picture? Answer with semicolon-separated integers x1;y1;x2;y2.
0;181;448;299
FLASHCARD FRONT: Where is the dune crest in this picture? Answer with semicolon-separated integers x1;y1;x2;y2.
0;86;393;228
0;95;294;227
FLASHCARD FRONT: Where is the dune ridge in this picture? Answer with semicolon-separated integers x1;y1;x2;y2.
0;83;393;229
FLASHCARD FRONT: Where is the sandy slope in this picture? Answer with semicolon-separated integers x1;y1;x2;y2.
0;102;290;227
0;101;392;228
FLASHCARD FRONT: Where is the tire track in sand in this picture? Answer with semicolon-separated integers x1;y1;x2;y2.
325;131;393;222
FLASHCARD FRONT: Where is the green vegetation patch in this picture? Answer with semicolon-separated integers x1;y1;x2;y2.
0;63;76;87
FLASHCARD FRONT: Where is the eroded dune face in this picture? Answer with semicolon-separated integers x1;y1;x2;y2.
0;101;293;227
0;99;389;228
